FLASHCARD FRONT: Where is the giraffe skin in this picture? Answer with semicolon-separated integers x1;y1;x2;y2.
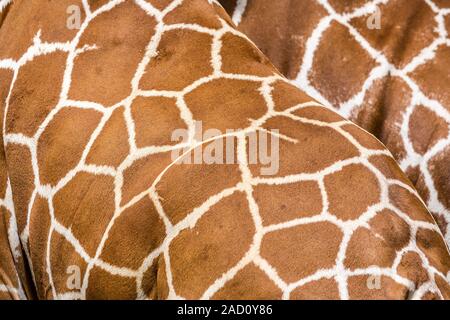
0;0;449;300
221;0;450;247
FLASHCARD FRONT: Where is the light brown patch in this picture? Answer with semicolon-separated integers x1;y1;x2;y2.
37;108;102;186
6;52;68;136
212;263;282;300
139;29;213;91
141;254;169;300
435;275;450;300
388;185;434;223
291;278;340;300
252;116;359;177
416;228;450;275
369;154;414;189
292;106;344;123
220;33;276;77
348;275;409;300
261;222;342;283
5;144;34;234
53;172;115;256
156;140;241;224
120;151;174;205
429;146;450;209
163;0;222;29
131;96;187;148
0;0;85;60
253;181;322;225
370;209;410;250
309;21;377;106
397;252;429;289
28;196;51;299
412;45;450;107
101;196;165;270
70;1;156;106
235;0;327;78
325;164;380;221
409;105;448;155
185;78;267;132
271;80;314;112
351;76;411;161
350;0;437;68
170;192;254;299
86;266;136;299
49;232;88;297
86;107;130;168
342;124;386;150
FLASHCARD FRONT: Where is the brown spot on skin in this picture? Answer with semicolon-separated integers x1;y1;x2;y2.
70;1;156;106
409;105;448;155
131;96;187;148
309;21;377;106
88;0;110;11
86;266;137;299
348;275;409;300
0;208;21;296
164;0;222;29
0;0;85;60
146;0;173;11
49;232;88;297
370;210;410;250
435;275;450;300
325;164;380;221
5;144;34;234
416;228;450;275
271;80;314;112
185;78;267;132
120;151;174;206
261;222;342;283
369;154;414;189
156;140;241;224
389;185;434;223
6;52;68;136
342;124;386;150
141;255;169;300
429;146;450;210
328;0;369;13
28;196;51;299
251;116;359;177
345;227;396;269
351;76;411;161
412;45;450;107
254;181;322;226
170;192;254;299
220;33;276;77
37;108;102;186
101;196;165;270
53;173;115;256
292;106;344;123
397;252;429;289
235;0;327;78
139;29;213;91
0;69;13;198
350;0;437;68
86;107;130;168
422;291;441;300
291;278;340;300
212;264;282;300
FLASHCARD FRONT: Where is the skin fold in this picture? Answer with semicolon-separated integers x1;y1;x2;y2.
0;0;449;299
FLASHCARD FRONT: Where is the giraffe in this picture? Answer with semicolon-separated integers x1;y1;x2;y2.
220;0;450;247
0;0;449;300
